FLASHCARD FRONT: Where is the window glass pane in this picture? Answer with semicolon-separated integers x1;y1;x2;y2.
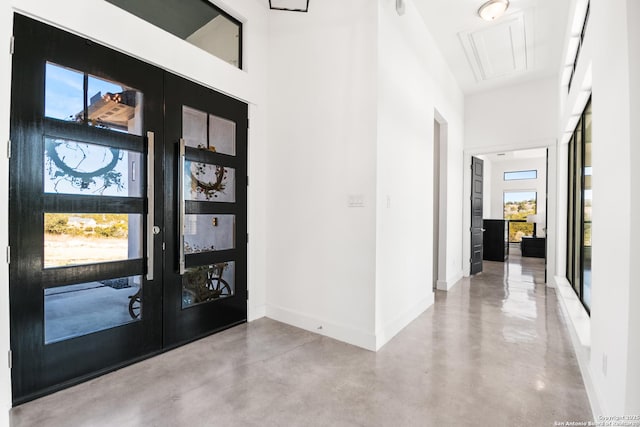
184;214;235;254
44;275;142;344
185;161;235;202
183;106;208;149
45;62;84;122
503;191;537;219
503;191;537;243
182;261;235;308
87;75;143;135
44;213;143;268
573;118;583;290
44;138;143;197
209;114;236;156
567;136;575;286
582;103;592;310
105;0;242;68
504;170;537;181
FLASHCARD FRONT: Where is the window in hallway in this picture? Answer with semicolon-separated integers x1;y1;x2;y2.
503;191;536;242
504;170;537;181
566;98;592;312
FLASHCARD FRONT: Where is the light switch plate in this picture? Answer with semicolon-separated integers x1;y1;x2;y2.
348;194;365;208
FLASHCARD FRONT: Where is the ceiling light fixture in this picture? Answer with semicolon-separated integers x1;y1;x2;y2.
269;0;309;12
478;0;509;21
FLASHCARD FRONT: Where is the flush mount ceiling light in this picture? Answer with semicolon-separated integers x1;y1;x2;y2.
269;0;309;12
478;0;509;21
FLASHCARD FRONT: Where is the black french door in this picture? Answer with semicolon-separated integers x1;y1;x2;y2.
9;15;247;404
162;72;248;346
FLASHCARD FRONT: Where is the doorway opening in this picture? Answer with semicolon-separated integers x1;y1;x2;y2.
468;148;548;274
433;110;448;290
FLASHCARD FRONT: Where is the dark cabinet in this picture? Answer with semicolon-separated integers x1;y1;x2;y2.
521;237;546;258
483;219;508;262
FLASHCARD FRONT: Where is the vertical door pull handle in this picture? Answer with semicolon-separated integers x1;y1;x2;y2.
178;138;186;275
146;131;155;281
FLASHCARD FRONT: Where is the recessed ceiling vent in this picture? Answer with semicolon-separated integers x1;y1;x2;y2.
458;11;530;82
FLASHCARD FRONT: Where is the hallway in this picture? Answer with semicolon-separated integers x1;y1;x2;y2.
10;253;592;426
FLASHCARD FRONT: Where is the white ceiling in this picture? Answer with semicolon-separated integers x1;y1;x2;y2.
414;0;570;94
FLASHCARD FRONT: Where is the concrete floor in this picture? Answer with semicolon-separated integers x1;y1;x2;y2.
11;252;592;426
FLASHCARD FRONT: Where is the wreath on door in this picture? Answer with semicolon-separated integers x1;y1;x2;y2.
191;163;227;200
45;139;124;192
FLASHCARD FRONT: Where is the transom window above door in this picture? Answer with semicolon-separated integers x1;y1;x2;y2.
104;0;242;68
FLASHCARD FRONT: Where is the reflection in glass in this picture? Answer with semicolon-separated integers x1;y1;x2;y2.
582;102;592;310
185;161;235;202
45;63;143;136
44;138;143;197
44;275;142;344
87;75;143;135
184;214;235;254
182;262;235;308
44;213;142;268
45;62;85;122
209;114;236;156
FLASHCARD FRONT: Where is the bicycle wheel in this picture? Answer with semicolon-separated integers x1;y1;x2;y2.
128;291;141;319
206;278;231;299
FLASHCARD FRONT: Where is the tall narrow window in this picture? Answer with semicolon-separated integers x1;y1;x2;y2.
566;98;592;313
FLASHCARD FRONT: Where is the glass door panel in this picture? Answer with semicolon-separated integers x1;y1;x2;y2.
163;73;247;346
10;15;164;404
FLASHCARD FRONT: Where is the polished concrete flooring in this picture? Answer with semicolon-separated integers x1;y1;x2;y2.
11;251;592;426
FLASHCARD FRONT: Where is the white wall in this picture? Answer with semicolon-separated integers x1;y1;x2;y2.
0;0;269;419
487;157;547;238
625;0;640;413
266;0;378;350
375;0;464;346
554;0;640;416
465;77;558;153
589;0;635;416
463;77;558;277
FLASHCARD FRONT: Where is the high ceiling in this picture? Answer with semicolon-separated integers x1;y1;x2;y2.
414;0;570;94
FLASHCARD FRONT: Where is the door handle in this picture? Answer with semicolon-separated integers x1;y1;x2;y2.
178;138;186;275
481;228;486;232
146;131;155;281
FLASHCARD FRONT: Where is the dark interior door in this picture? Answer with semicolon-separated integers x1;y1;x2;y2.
9;14;248;404
470;156;484;275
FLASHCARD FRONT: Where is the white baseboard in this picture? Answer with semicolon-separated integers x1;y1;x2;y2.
375;294;433;351
265;304;377;351
437;270;464;291
248;304;266;322
554;275;604;420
